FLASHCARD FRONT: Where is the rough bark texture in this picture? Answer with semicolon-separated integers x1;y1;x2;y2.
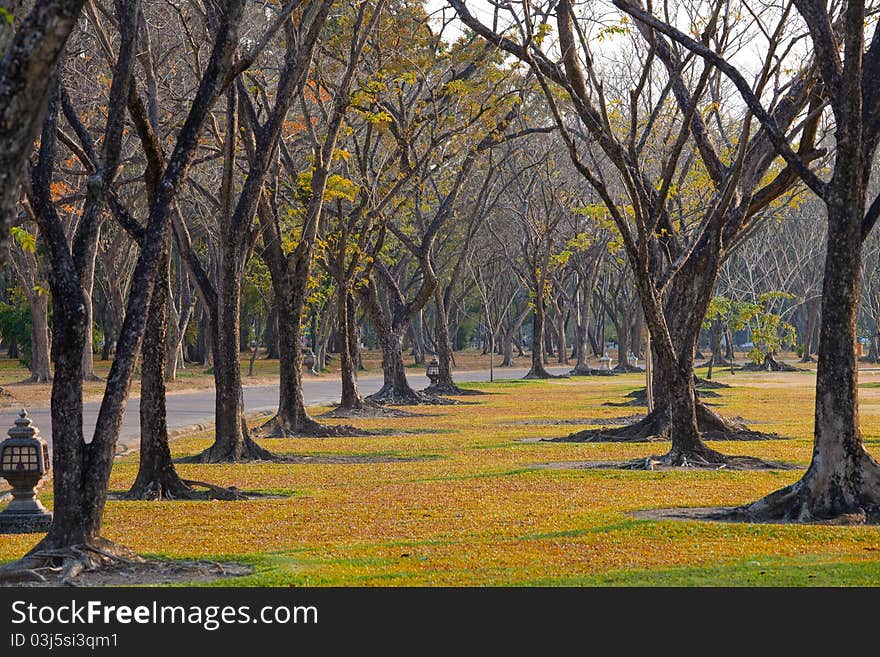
0;0;87;267
0;0;251;583
79;240;100;380
423;285;485;396
524;293;554;379
735;176;880;522
28;290;52;381
126;242;242;498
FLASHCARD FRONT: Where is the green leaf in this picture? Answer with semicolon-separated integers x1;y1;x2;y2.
10;226;36;253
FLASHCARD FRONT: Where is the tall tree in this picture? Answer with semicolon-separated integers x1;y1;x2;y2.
0;0;250;582
254;0;385;437
451;0;821;465
620;0;880;519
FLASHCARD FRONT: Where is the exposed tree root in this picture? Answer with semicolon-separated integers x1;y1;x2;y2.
366;387;458;406
422;383;487;396
739;354;803;372
537;451;796;472
550;407;672;442
124;475;247;501
694;376;731;389
617;450;794;471
604;384;717;407
719;452;880;524
319;399;420;419
613;363;645;373
0;537;142;586
0;547;252;586
555;401;778;443
179;435;280;463
253;414;376;438
568;365;616;376
523;366;568;380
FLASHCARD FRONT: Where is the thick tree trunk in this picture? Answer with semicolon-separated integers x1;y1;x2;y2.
524;291;553;378
127;243;199;499
371;322;420;400
360;279;428;403
28;290;51;382
194;282;273;461
564;230;765;447
260;288;322;434
738;192;880;521
39;261;94;547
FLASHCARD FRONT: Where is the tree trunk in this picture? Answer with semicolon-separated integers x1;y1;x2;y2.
361;278;425;403
194;266;272;461
800;300;818;362
555;295;568;364
127;241;197;498
264;304;279;359
165;276;193;381
410;309;425;365
564;229;760;446
80;241;100;381
740;190;880;521
524;290;553;378
501;329;514;367
425;285;463;394
28;290;51;382
338;289;363;408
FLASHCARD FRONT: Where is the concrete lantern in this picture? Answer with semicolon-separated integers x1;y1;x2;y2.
0;409;52;533
426;358;440;386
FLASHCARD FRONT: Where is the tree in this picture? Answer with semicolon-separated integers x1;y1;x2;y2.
616;0;880;520
0;0;252;581
451;0;820;464
7;219;52;381
0;0;88;265
253;0;385;437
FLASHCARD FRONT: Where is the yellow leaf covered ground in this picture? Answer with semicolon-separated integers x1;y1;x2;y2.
4;365;880;586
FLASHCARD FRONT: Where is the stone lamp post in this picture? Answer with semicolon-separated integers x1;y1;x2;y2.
0;409;52;533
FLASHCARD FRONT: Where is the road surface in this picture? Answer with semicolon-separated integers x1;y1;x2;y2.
12;364;573;454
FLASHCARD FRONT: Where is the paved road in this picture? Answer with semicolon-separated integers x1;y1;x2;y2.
12;364;572;454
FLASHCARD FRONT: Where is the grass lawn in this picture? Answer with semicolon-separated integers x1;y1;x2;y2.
3;361;880;586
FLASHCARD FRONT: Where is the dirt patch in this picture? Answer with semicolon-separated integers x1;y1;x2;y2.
105;489;291;501
1;558;253;587
318;406;424;419
629;506;880;525
532;456;799;471
507;414;647;427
